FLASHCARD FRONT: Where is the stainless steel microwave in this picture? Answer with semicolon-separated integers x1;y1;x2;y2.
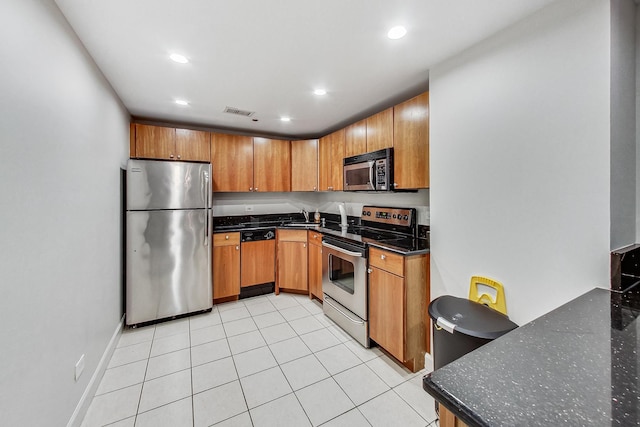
343;148;393;191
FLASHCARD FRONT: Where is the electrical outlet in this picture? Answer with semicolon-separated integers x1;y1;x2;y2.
75;354;85;381
245;205;254;212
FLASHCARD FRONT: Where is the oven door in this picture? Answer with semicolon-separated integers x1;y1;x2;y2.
344;161;376;191
321;240;367;320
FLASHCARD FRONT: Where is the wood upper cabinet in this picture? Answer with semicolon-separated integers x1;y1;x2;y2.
344;120;367;157
253;138;291;192
211;133;254;192
291;139;318;191
393;92;429;189
241;240;275;287
307;230;323;301
132;124;211;161
318;129;345;191
213;232;240;300
366;107;394;152
276;229;308;293
369;247;428;372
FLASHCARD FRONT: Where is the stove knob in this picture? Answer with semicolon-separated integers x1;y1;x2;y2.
392;214;397;219
403;215;409;220
367;211;371;216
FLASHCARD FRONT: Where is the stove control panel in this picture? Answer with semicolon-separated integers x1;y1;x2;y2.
361;206;414;227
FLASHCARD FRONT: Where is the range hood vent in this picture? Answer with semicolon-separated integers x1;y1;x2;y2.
223;106;255;117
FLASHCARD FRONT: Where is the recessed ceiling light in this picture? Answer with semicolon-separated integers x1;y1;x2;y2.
314;89;327;96
169;53;189;64
387;25;407;40
175;99;189;106
280;117;291;122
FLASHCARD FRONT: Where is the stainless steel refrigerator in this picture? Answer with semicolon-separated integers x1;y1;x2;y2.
126;159;212;325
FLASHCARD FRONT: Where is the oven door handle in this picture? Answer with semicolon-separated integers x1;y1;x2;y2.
324;296;365;325
322;241;363;257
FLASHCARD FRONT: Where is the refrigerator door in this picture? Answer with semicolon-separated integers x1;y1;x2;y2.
126;209;212;325
127;159;212;210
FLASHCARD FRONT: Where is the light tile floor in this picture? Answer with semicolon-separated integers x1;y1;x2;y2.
81;293;438;427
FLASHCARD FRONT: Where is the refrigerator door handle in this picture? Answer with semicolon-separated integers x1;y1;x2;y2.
203;171;210;246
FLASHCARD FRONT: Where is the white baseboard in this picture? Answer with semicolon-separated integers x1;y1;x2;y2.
66;315;125;427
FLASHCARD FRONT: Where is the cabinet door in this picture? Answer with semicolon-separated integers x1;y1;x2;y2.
308;237;323;301
211;133;254;192
213;244;240;299
318;135;332;191
330;129;345;191
277;241;308;291
369;266;404;361
253;138;291;192
135;124;175;160
366;108;393;152
345;120;366;157
175;129;210;162
241;240;275;287
393;92;429;189
291;139;318;191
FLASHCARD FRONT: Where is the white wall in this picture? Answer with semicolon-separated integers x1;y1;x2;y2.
429;0;611;325
0;1;130;426
611;0;637;250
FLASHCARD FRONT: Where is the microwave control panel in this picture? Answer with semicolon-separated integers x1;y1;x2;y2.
375;159;388;189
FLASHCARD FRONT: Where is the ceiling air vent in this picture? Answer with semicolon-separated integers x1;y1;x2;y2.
223;106;255;117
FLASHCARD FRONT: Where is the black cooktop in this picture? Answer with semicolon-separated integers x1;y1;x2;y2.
321;223;427;253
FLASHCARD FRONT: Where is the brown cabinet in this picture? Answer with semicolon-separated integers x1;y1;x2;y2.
368;247;428;372
393;92;429;189
276;229;308;293
211;134;290;192
241;240;276;287
344;120;367;157
366;107;393;153
132;124;210;162
213;232;241;300
318;129;345;191
291;139;318;191
253;138;291;192
307;230;323;301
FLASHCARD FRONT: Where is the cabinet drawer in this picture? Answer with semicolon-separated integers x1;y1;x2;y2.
308;230;322;246
369;247;404;276
277;229;307;242
213;232;240;246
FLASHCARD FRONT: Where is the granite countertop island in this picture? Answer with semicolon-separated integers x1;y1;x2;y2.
423;287;640;426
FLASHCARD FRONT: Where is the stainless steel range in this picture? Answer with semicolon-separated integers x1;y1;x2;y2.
322;205;420;347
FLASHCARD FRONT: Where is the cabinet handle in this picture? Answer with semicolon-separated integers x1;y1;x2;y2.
169;154;174;159
177;154;181;159
393;183;398;188
225;235;230;240
367;268;372;274
313;186;317;191
381;254;386;260
235;245;239;250
254;187;258;191
328;186;333;190
303;243;306;248
249;187;253;191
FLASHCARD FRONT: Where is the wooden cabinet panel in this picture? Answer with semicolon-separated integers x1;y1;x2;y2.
369;266;404;360
213;232;240;299
318;135;332;191
366;107;393;152
308;230;323;301
277;241;308;291
345;120;367;157
135;124;175;159
211;133;254;192
176;129;210;162
318;129;345;191
369;247;404;277
241;240;275;287
129;123;136;157
291;139;318;191
394;92;429;189
253;138;291;192
277;229;307;242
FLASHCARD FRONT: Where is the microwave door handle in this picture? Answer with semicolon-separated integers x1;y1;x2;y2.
369;160;376;190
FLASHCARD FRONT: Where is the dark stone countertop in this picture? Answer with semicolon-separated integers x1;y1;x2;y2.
422;287;640;426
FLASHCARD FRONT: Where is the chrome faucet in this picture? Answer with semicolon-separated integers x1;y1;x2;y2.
302;209;309;223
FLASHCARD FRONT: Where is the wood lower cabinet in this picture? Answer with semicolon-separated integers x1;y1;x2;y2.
318;129;345;191
291;139;318;191
393;92;429;189
132;124;211;161
276;229;308;293
439;405;468;427
211;133;254;192
241;240;275;287
307;230;323;301
368;247;428;372
366;107;393;152
213;232;240;300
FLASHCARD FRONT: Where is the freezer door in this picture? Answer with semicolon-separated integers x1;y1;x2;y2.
127;159;212;210
126;209;212;325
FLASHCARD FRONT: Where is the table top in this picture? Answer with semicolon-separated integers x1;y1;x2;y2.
423;287;640;426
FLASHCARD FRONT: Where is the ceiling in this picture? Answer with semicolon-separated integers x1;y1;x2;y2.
55;0;556;139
